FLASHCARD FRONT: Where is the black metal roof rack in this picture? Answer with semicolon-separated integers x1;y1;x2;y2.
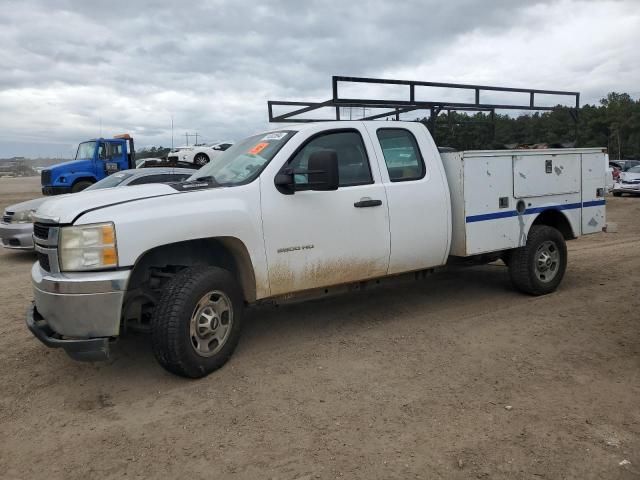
267;76;581;141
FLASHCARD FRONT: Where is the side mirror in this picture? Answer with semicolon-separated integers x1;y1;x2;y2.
275;150;340;194
307;150;339;191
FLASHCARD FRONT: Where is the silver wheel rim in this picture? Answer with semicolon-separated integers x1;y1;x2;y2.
189;290;233;357
194;155;207;165
534;240;560;283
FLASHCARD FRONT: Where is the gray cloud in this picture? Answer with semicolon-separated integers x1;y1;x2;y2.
0;0;638;157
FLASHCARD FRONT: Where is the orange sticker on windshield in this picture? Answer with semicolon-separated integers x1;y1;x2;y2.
248;142;269;155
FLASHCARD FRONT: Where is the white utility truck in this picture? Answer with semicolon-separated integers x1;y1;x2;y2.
27;120;607;377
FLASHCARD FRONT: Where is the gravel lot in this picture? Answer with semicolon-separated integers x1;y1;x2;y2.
0;176;638;480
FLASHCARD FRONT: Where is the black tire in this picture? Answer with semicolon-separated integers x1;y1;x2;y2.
193;153;210;166
151;266;244;378
508;225;567;296
71;180;93;193
612;192;622;197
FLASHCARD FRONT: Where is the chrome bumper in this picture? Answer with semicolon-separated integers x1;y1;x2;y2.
31;262;130;338
0;222;34;250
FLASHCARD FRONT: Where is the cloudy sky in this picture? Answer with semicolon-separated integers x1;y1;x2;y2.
0;0;639;158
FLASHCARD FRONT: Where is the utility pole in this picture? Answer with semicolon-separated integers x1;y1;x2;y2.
171;116;174;150
183;132;200;146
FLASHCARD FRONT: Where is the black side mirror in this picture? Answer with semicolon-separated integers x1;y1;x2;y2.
307;150;339;191
275;150;340;194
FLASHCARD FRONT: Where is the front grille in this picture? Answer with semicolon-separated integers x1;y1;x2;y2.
41;170;51;186
622;180;640;184
167;155;179;162
37;251;51;272
2;212;12;224
33;222;51;240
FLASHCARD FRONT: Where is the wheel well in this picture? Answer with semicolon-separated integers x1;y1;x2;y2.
532;209;575;240
127;237;257;303
71;176;95;186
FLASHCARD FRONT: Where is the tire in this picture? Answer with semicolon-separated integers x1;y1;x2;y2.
71;180;93;193
508;225;567;296
612;192;622;197
193;153;210;166
151;266;244;378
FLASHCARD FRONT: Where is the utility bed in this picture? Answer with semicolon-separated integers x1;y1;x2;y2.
441;148;607;256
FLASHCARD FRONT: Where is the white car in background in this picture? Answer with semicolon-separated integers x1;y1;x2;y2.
0;167;194;250
612;165;640;196
167;141;234;166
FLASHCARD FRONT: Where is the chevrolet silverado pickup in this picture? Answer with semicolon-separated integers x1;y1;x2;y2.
27;121;607;377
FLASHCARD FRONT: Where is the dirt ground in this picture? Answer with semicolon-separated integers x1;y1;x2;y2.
0;176;638;480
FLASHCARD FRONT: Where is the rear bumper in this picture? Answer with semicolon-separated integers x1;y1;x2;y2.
0;222;34;250
42;186;71;195
26;303;110;361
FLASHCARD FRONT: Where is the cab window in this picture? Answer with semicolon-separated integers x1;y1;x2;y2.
377;128;425;182
288;130;372;187
105;143;123;159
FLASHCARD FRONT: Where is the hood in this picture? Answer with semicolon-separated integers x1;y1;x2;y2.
35;183;179;224
5;196;48;214
48;159;93;172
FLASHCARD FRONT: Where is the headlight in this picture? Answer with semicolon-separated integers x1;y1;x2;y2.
13;209;36;223
59;222;118;271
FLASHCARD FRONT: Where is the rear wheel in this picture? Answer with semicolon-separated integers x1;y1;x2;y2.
193;153;210;166
508;225;567;296
151;266;244;378
71;180;93;193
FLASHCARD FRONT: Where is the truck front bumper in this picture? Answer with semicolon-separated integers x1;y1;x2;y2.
0;222;34;250
42;186;72;195
26;304;111;361
28;263;131;361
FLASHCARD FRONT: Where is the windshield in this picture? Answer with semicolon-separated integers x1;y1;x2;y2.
190;130;295;185
75;141;97;160
85;171;135;190
627;165;640;174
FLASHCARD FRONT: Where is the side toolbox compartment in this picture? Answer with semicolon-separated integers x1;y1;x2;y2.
580;152;607;234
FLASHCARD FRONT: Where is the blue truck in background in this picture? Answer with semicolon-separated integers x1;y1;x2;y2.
41;134;136;195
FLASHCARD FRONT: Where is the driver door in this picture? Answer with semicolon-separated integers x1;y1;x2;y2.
260;126;390;296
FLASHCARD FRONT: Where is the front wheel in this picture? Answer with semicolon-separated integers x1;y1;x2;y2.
508;225;567;296
71;180;93;193
151;266;244;378
612;191;622;197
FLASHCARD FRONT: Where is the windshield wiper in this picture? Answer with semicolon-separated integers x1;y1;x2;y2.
193;175;219;185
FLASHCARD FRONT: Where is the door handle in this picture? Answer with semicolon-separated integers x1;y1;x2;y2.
354;199;382;208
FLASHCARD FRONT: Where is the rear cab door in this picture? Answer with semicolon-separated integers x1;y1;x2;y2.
364;122;451;274
260;123;391;296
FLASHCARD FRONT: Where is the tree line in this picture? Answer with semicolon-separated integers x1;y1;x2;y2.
419;92;640;160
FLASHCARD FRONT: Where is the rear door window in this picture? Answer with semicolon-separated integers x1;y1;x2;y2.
376;128;425;182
